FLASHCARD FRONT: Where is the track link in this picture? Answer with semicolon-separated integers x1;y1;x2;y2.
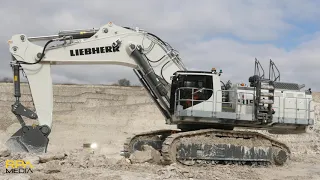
161;129;290;166
121;129;290;167
121;129;180;158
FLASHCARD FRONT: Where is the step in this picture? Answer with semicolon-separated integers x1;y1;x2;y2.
257;109;270;113
260;84;274;90
259;99;274;104
260;92;274;97
260;86;275;90
257;114;272;119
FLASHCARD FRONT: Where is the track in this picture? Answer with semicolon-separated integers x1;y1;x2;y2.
122;129;179;156
122;129;291;167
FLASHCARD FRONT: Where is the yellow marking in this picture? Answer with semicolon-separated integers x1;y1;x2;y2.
15;160;25;168
5;160;34;169
14;76;17;81
80;32;86;35
32;123;37;129
5;160;15;168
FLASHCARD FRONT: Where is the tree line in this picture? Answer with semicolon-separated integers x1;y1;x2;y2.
0;77;13;83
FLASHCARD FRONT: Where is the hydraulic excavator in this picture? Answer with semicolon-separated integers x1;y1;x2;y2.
6;22;314;166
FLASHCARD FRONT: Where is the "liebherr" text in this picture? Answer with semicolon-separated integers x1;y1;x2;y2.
70;46;120;56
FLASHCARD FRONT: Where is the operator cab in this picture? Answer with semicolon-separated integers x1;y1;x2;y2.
169;71;215;113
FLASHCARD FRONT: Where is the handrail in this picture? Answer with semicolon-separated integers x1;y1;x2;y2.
274;96;281;120
217;90;255;118
175;87;256;117
308;99;314;121
174;86;313;121
215;90;240;114
174;87;214;117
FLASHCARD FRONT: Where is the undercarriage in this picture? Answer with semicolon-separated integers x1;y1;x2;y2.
121;127;290;167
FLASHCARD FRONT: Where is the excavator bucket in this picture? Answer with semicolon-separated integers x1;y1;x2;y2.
5;125;49;154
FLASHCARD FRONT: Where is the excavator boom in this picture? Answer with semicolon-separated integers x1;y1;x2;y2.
7;22;185;153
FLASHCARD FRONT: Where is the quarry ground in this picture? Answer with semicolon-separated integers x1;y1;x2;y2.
0;83;319;180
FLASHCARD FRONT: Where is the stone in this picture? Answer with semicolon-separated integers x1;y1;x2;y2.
129;145;161;164
43;160;61;174
8;174;31;180
0;143;11;157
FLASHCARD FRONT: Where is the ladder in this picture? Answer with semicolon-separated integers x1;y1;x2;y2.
255;80;275;123
252;59;279;124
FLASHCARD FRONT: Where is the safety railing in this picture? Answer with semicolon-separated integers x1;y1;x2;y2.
258;95;313;121
174;87;214;116
215;90;255;118
174;87;256;118
215;90;236;112
174;87;314;122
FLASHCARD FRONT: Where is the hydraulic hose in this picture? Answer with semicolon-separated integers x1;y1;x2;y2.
17;39;54;65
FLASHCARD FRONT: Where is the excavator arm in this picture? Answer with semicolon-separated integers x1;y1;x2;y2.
7;22;186;153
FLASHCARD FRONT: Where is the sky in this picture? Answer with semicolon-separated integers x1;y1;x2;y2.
1;0;320;91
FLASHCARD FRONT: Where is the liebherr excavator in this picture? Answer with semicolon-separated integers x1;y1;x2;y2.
7;22;314;166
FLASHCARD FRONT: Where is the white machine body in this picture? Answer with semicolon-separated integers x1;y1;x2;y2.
5;22;315;154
